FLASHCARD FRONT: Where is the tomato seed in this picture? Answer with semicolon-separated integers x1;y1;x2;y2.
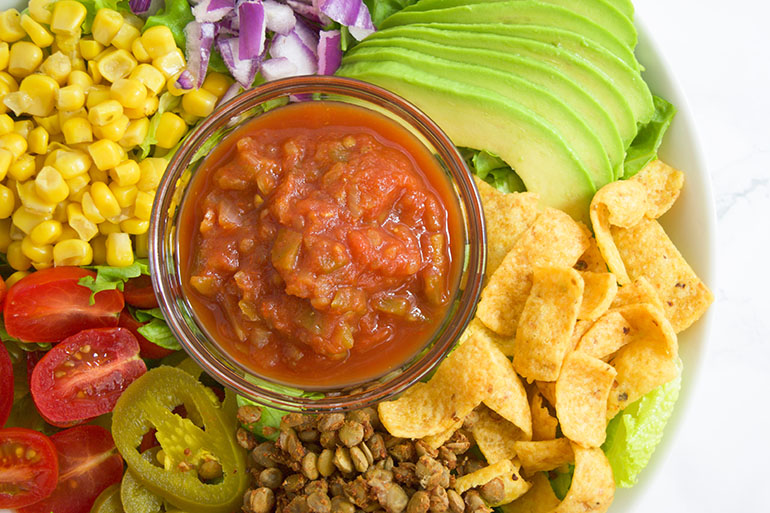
55;371;66;378
80;345;91;353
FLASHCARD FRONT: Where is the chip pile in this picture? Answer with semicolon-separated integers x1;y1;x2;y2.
378;161;713;513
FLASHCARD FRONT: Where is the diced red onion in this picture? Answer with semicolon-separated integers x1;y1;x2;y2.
129;0;151;14
261;57;298;82
192;0;235;23
184;21;216;88
263;0;296;35
270;28;317;76
317;30;341;75
286;0;324;23
217;81;243;107
238;0;267;61
217;36;260;87
317;0;374;40
291;16;320;53
175;70;196;90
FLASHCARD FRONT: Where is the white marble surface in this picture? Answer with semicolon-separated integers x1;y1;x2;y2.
628;1;769;511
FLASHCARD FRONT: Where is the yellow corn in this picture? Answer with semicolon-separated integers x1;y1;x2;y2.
97;48;136;82
178;109;198;126
33;115;59;138
53;238;92;266
81;191;105;223
54;150;91;179
0;149;11;181
109;182;137;208
51;200;67;223
8;41;43;78
0;183;13;218
0;71;17;92
119;217;147;235
66;202;98;240
86;85;111;108
66;173;89;201
88;99;123;126
17;75;58;117
16;180;54;215
119;117;149;149
79;38;104;60
105;232;132;266
165;73;189;96
5;270;28;287
56;224;77;241
30;219;62;245
137;158;166;191
28;126;49;155
0;220;10;252
89;181;120;219
88;234;105;264
155;112;186;149
89;166;108;184
0;133;26;159
63;72;88;92
152;49;185;79
88;139;123;170
141;26;176;60
21;235;53;264
131;37;150;63
110;78;146;109
58;108;87;128
70;57;86;73
0;10;27;43
143;95;158;116
92;8;123;46
20;14;53;48
35;166;70;204
0;43;7;72
13;120;33;139
57;84;85;111
1;89;24;115
98;220;120;234
8;154;36;182
129;64;164;95
29;0;54;24
202;72;233;98
133;231;147;259
109;159;140;187
87;59;102;84
40;52;72;86
11;207;42;234
92;114;129;142
61;117;93;145
50;1;87;35
111;23;139;51
0;114;12;135
7;240;31;270
133;190;153;221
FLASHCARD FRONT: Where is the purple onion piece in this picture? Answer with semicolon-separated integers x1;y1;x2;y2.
175;70;196;90
217;36;260;87
238;0;267;61
217;81;243;107
184;21;216;88
316;30;341;75
129;0;151;14
192;0;235;23
286;0;324;23
269;29;318;76
263;0;296;35
261;57;298;82
317;0;374;40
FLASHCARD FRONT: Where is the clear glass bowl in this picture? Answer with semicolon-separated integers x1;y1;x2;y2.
149;76;486;412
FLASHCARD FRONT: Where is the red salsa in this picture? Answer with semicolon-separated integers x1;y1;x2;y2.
178;101;463;387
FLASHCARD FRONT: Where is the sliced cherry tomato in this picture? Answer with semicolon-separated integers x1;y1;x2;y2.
19;425;123;513
30;328;147;425
123;274;158;309
0;344;12;427
0;276;7;311
4;267;124;343
0;427;59;509
118;309;174;360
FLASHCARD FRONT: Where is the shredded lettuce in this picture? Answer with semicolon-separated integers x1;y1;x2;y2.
623;95;677;178
78;259;150;302
363;0;418;27
602;368;682;487
461;148;526;193
138;92;181;159
142;0;194;51
236;382;324;441
549;466;574;500
133;308;182;351
75;0;131;32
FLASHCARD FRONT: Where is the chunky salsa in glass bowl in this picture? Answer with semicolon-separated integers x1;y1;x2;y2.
150;76;486;411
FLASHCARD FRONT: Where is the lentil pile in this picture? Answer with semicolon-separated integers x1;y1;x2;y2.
236;406;503;513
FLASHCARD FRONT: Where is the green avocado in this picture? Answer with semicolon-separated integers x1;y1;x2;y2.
336;60;597;222
395;0;637;49
379;1;638;71
343;48;613;187
606;0;634;20
364;23;653;129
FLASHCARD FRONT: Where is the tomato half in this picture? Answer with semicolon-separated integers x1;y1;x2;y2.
30;328;147;424
0;427;59;509
0;276;7;311
0;344;12;427
4;267;124;343
123;274;159;309
19;425;123;513
118;309;174;360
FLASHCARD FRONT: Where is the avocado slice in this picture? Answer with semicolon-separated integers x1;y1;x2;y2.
379;0;638;71
346;37;625;178
606;0;634;20
364;23;653;128
337;60;596;221
343;47;616;185
395;0;637;50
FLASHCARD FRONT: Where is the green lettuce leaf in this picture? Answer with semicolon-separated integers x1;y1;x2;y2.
602;368;682;488
78;259;150;303
138;92;181;159
236;383;324;441
622;95;677;178
549;466;574;500
364;0;419;27
75;0;130;33
142;0;194;51
133;308;182;351
461;148;526;193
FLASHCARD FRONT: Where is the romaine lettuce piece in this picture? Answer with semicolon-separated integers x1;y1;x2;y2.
623;95;676;178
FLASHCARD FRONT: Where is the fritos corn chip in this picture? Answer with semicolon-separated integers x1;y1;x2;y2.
575;311;633;359
630;160;684;219
499;472;560;513
483;337;532;438
575;235;607;273
578;271;618;321
422;419;463;451
513;438;574;475
529;391;558;441
552;444;614;513
555;351;617;447
535;381;556;408
477;208;590;336
513;266;584;382
471;406;525;464
611;277;666;311
454;458;531;505
460;317;517;357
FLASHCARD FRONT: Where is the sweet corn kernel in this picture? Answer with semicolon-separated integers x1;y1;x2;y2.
130;37;150;63
28;126;49;155
0;183;13;218
13;120;33;139
50;1;87;35
0;149;11;181
88;139;123;170
87;59;102;84
8;154;35;182
71;56;86;73
0;10;27;43
21;235;53;263
81;191;105;223
97;48;136;82
20;14;53;48
119;217;147;235
92;8;123;45
66;173;90;201
54;150;91;179
98;220;120;234
0;133;27;159
153;49;186;79
12;206;48;234
54;31;80;58
119;116;149;149
92;114;128;142
155;112;186;149
7;240;31;270
53;238;93;266
5;270;28;287
19;74;59;117
133;231;148;258
110;159;140;187
141;26;176;59
36;166;70;204
86;85;111;108
57;84;85;111
166;72;190;96
8;41;43;78
202;72;233;98
110;78;146;109
105;232;132;266
89;181;121;218
30;219;62;245
29;0;54;24
111;23;140;51
16;180;55;215
178;110;199;126
0;71;17;91
0;114;12;135
0;43;7;71
88;99;123;126
79;38;104;60
57;224;77;241
61;117;93;145
68;70;92;90
137;158;166;191
109;182;137;208
40;52;72;85
58;108;87;129
66;202;98;240
51;200;67;223
143;95;158;116
129;64;164;95
89;165;109;183
1;90;28;117
133;190;153;221
0;220;10;253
